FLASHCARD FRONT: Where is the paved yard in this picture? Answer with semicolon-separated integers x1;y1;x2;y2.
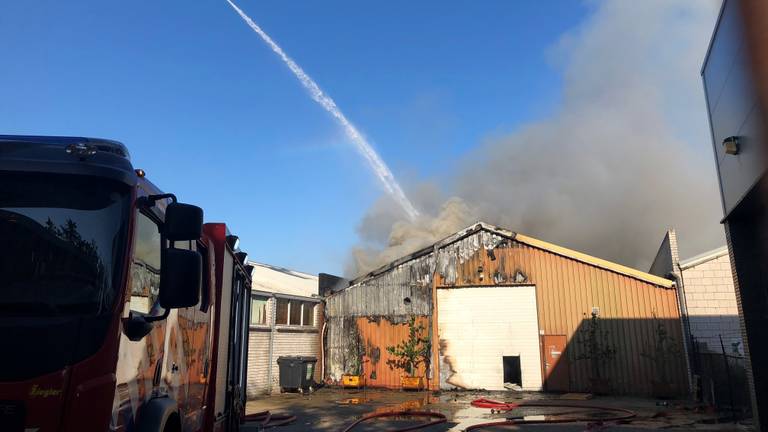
242;388;750;431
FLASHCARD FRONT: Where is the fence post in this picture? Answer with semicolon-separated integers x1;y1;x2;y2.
719;334;736;423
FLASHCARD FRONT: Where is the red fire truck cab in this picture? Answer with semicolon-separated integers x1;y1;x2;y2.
0;135;251;432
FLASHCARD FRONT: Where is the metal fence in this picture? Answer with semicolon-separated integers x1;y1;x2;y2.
690;335;750;416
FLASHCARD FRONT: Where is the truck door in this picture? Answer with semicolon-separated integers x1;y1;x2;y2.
171;240;212;431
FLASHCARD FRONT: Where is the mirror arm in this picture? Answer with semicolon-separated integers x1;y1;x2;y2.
144;307;170;323
136;193;177;208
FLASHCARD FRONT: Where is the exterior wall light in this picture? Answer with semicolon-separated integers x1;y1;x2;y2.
722;135;740;155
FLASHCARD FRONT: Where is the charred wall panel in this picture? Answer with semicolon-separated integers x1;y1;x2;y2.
325;254;434;319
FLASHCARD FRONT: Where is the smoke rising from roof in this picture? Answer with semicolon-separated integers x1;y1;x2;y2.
348;0;724;277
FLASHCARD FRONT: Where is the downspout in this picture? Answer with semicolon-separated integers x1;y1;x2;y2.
266;295;277;394
428;243;440;390
320;320;327;383
669;267;695;396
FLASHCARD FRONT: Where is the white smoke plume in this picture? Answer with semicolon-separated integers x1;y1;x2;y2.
350;0;724;277
225;0;420;221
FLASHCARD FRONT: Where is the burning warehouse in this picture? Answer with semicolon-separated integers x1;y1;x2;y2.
323;222;687;396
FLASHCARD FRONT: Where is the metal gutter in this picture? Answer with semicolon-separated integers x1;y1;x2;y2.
679;246;730;270
251;290;321;303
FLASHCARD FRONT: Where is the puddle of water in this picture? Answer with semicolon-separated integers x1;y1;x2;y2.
335;398;372;405
366;395;439;415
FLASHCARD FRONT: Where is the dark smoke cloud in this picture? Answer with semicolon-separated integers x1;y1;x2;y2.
348;0;724;277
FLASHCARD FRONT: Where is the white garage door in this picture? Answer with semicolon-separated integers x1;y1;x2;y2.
437;286;542;391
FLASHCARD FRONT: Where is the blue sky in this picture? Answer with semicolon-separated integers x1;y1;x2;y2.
0;1;588;275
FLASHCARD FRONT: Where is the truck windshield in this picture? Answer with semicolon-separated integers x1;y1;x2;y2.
0;173;131;316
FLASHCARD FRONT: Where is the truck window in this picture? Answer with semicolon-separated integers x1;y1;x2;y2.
0;172;130;316
129;211;164;317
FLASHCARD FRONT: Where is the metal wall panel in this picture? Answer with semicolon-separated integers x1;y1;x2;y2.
325;315;430;388
326;228;686;395
326;254;433;318
703;0;765;216
432;239;686;395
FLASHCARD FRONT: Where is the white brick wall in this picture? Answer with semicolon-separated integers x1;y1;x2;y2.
246;297;321;396
247;330;271;396
682;254;743;354
269;330;320;392
437;286;543;391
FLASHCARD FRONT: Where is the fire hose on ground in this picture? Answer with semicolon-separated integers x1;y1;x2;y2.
243;410;297;428
340;410;448;432
339;398;637;431
464;397;637;430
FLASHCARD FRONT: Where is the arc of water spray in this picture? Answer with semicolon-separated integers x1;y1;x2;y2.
225;0;420;221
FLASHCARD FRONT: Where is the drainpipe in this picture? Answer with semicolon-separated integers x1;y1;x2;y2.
266;295;277;394
320;321;327;383
670;267;695;397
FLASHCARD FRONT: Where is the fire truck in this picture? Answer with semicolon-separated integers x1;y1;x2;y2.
0;135;252;432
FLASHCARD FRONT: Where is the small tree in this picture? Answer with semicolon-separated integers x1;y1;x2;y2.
641;315;679;383
575;312;616;380
343;334;363;376
386;317;431;377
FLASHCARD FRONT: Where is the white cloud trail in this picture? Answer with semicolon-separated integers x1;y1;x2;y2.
225;0;420;220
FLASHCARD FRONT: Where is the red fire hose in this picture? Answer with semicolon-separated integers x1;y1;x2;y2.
341;410;447;432
243;410;297;428
465;397;637;431
470;398;520;410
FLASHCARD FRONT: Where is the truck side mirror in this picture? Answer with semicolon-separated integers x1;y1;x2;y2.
164;202;203;241
159;248;201;309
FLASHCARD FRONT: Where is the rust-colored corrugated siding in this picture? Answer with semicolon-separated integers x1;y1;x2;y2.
356;316;430;389
433;239;687;396
328;227;685;395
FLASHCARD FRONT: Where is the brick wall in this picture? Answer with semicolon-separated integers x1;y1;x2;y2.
269;329;320;392
247;329;271;396
246;297;322;396
682;254;743;354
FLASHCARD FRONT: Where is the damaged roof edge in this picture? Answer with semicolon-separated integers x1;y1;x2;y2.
348;221;674;290
350;222;511;285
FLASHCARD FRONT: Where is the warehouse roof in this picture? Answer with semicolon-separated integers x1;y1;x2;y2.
680;245;729;270
248;261;318;298
354;222;675;288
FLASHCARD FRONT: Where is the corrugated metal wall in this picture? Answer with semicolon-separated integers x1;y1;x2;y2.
325;316;430;388
433;236;687;396
325;228;687;396
325;254;433;318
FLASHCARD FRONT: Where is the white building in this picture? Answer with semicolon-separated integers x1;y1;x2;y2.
246;262;322;397
650;229;743;354
679;247;742;354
